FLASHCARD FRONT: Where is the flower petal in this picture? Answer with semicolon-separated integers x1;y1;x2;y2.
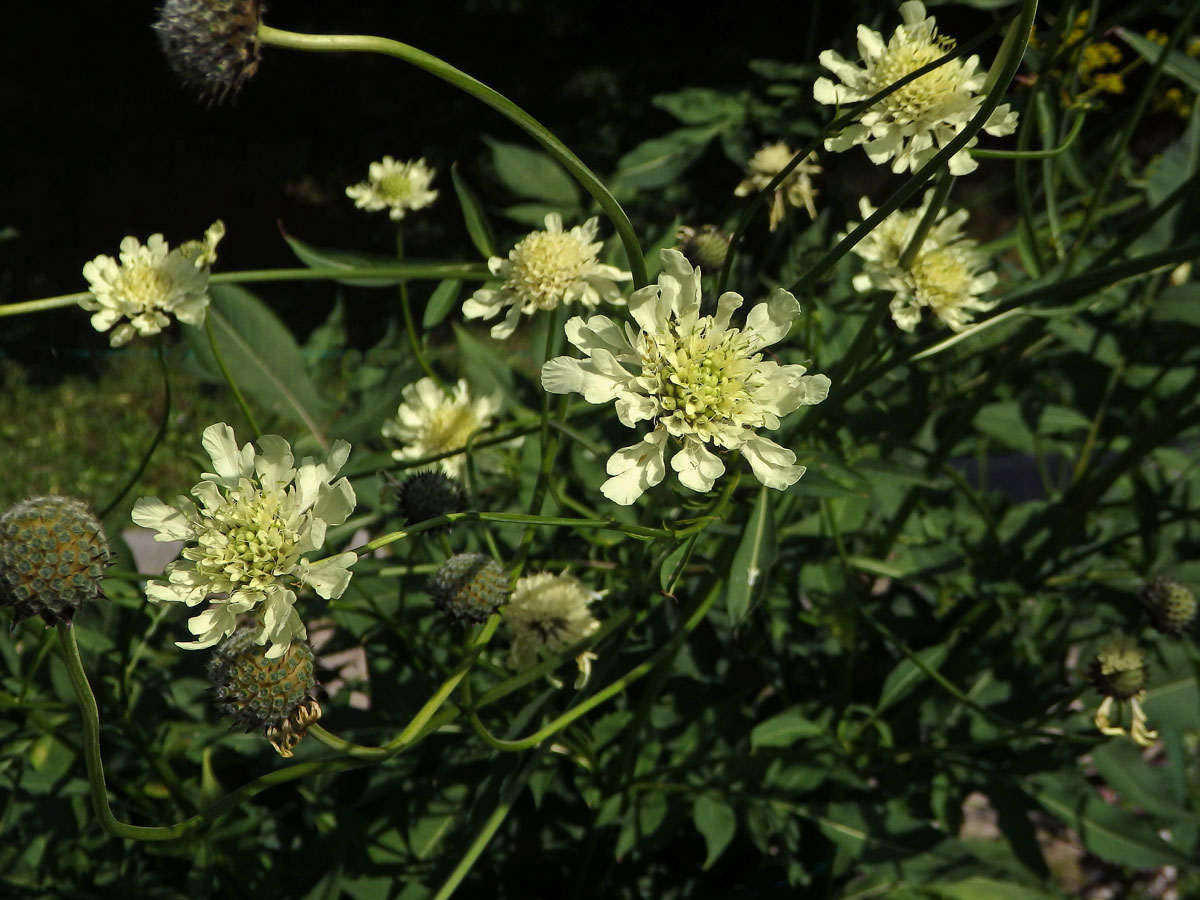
601;430;667;505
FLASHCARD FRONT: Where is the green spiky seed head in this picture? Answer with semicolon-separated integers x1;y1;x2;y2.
208;627;321;757
154;0;263;105
674;225;730;272
395;471;467;528
429;553;510;622
0;496;109;626
1088;632;1148;700
1142;576;1197;637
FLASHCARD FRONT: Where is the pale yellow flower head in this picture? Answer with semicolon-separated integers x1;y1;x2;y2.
503;572;601;688
463;213;631;339
382;378;503;478
80;221;224;346
131;423;358;658
734;142;822;230
346;156;438;220
813;1;1018;175
542;249;830;505
846;192;998;332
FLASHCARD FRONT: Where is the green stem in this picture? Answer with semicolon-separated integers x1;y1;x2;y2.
256;24;646;288
428;748;547;900
97;345;171;520
971;108;1085;158
205;314;261;438
395;232;441;385
717;11;1013;295
787;0;1038;298
898;169;955;270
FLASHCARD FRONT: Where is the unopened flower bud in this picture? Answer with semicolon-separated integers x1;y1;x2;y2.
429;553;510;622
1142;576;1198;637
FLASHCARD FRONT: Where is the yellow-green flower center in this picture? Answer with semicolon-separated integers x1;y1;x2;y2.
912;246;972;314
379;172;413;201
871;33;965;123
195;491;299;587
505;231;590;310
646;327;755;432
118;262;172;308
424;405;483;456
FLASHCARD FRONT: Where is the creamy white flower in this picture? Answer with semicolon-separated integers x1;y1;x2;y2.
813;1;1018;175
346;156;438;220
382;378;503;478
734;142;822;231
131;424;357;658
503;572;601;688
847;193;998;332
463;213;631;339
542;249;831;505
80;221;224;347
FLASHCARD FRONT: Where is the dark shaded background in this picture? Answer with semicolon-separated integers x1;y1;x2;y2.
1;1;820;354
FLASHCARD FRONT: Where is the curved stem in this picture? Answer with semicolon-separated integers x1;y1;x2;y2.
97;345;172;520
256;24;647;288
898;169;955;270
787;0;1038;298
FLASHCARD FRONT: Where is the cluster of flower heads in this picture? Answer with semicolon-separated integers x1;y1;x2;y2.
80;221;224;346
132;423;358;658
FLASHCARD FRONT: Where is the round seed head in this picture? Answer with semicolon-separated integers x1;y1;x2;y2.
674;225;731;273
429;553;510;623
1088;632;1148;700
0;496;109;626
1142;576;1197;637
395;471;467;528
208;626;321;757
154;0;263;105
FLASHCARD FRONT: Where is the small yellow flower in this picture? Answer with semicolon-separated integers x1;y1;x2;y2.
382;378;503;478
846;192;998;332
463;214;630;339
813;1;1017;175
734;142;822;231
80;221;224;346
346;156;438;221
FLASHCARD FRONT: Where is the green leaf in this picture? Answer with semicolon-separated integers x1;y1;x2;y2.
1151;282;1200;327
750;707;824;749
876;645;951;714
422;280;461;329
184;285;330;441
1116;28;1200;93
1033;780;1195;868
659;535;697;593
281;231;486;287
484;137;580;206
1090;739;1193;820
692;795;736;868
726;485;777;624
452;323;515;401
612;126;720;191
930;878;1054;900
652;88;748;126
451;163;496;258
1142;639;1200;731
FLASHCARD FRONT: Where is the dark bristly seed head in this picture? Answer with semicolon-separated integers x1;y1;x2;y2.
0;496;110;627
154;0;263;105
429;553;510;623
394;471;467;529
